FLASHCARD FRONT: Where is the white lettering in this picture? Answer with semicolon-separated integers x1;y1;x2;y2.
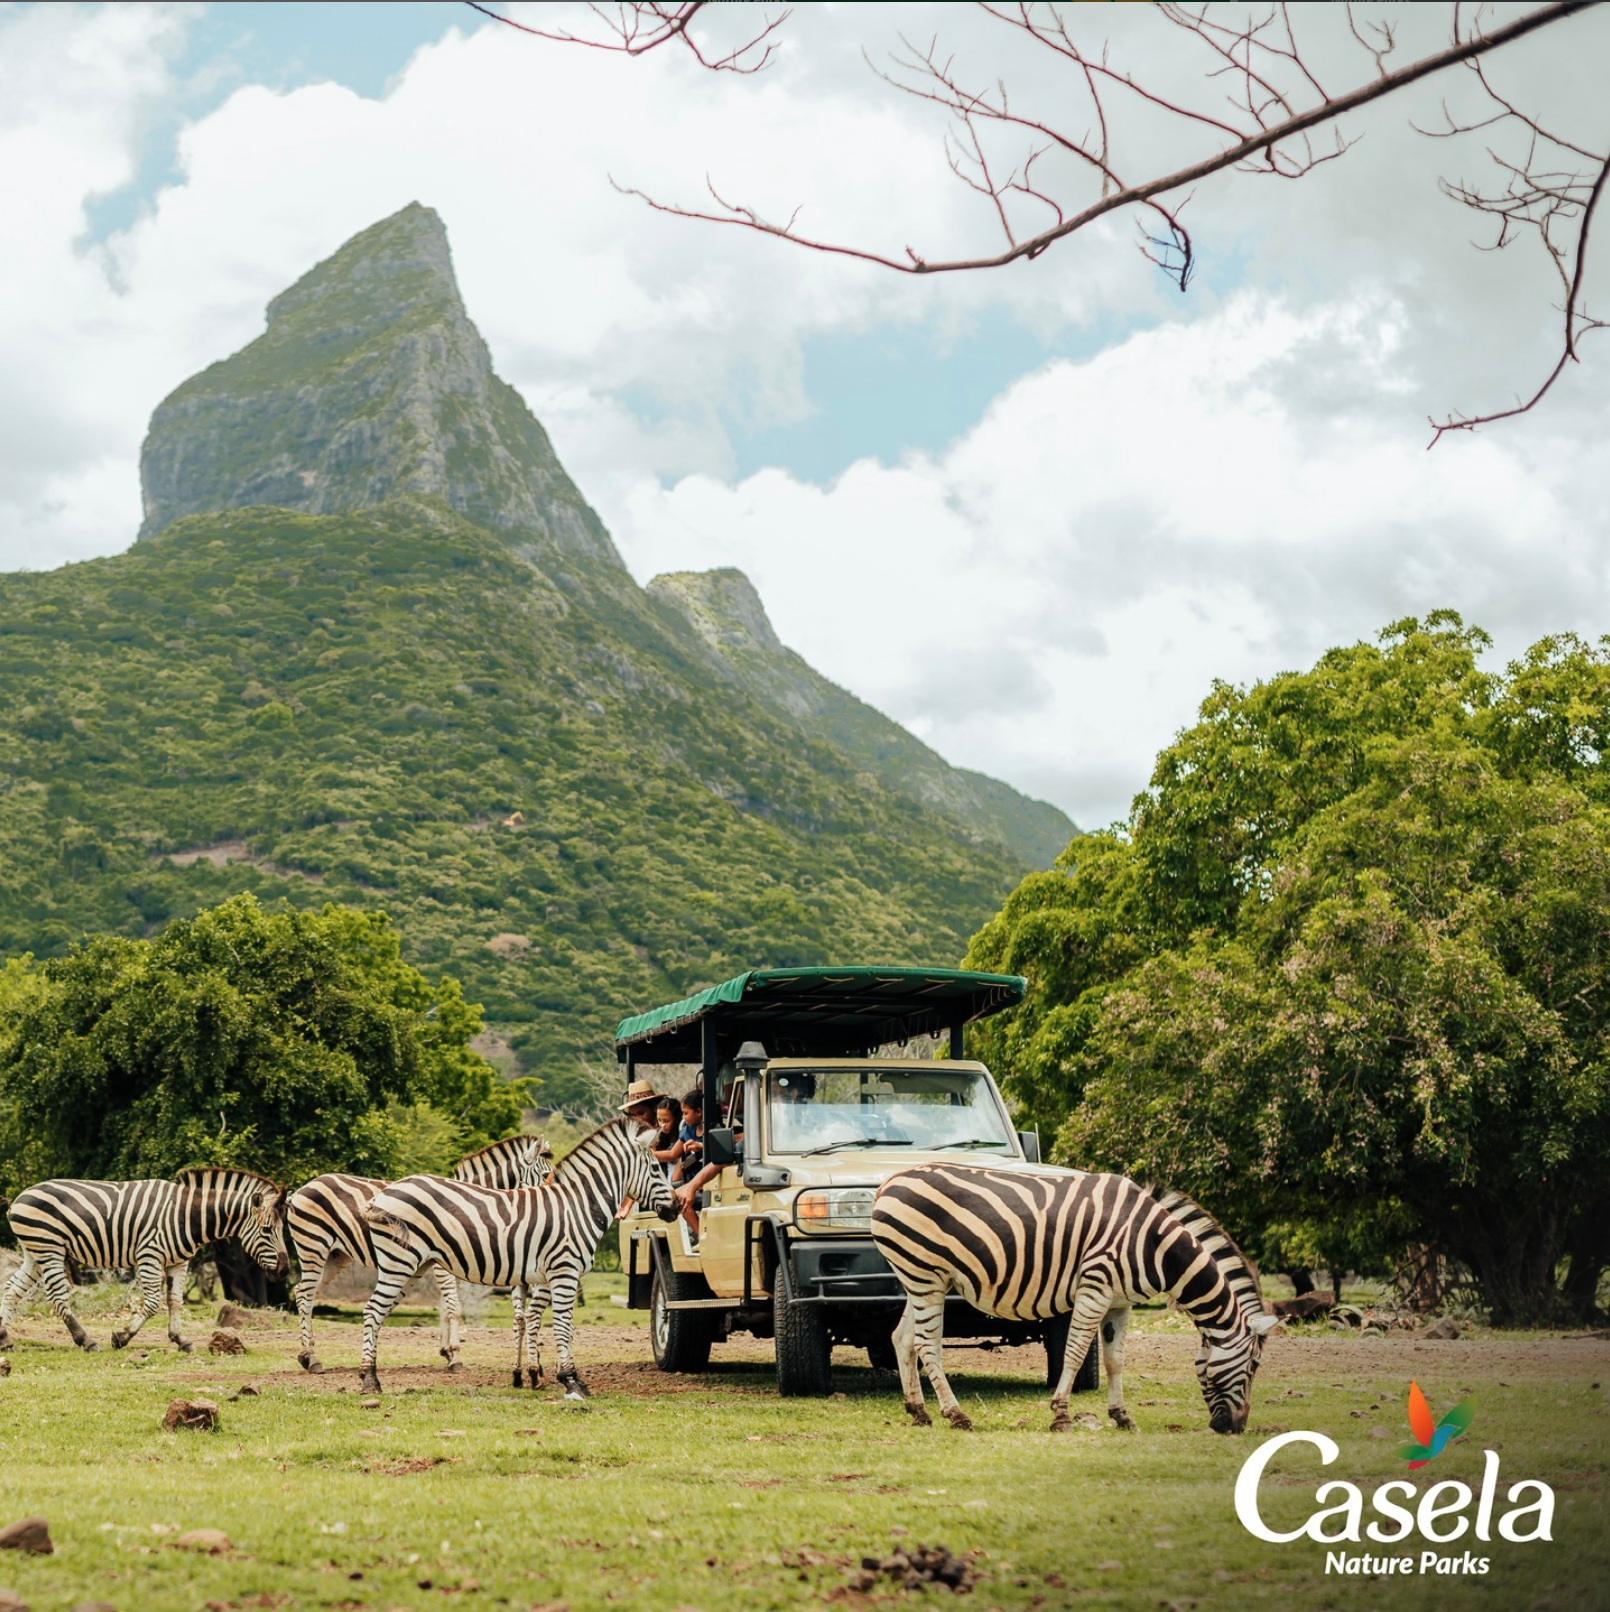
1234;1430;1339;1544
1367;1480;1418;1544
1417;1481;1473;1543
1475;1449;1499;1541
1308;1481;1363;1544
1498;1481;1555;1542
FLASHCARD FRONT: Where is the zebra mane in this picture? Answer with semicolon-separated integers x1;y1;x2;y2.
174;1166;281;1194
454;1134;543;1166
1148;1185;1267;1323
549;1115;635;1179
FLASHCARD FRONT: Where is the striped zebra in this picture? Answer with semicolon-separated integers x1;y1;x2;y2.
870;1165;1276;1434
288;1135;551;1375
0;1170;288;1354
360;1117;676;1397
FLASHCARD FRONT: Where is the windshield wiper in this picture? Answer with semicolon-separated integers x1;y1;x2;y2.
934;1140;1009;1150
800;1137;913;1156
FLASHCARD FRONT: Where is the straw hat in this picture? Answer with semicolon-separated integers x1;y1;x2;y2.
619;1078;659;1113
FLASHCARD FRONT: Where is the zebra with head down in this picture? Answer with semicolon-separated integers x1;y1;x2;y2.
870;1165;1276;1434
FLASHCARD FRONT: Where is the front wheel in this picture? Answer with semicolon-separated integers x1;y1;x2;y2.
1044;1312;1102;1393
650;1264;716;1373
774;1279;832;1397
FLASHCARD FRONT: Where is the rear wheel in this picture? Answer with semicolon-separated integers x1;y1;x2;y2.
650;1264;716;1373
775;1279;833;1397
1045;1313;1102;1393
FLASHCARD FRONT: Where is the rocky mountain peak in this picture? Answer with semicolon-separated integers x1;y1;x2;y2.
137;203;620;567
648;567;785;659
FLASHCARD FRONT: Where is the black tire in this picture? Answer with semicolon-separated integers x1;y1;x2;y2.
650;1263;717;1373
774;1277;833;1397
1044;1313;1102;1393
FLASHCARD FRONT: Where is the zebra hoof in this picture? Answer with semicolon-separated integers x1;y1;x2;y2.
359;1371;381;1395
298;1351;324;1374
81;1338;101;1352
511;1369;523;1388
175;1339;194;1354
446;1360;465;1374
1109;1406;1136;1432
110;1330;131;1350
1050;1414;1073;1434
944;1410;974;1432
526;1368;543;1391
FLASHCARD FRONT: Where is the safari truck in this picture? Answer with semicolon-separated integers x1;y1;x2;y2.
616;966;1101;1397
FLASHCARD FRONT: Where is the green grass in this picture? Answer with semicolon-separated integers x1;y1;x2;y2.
0;1287;1606;1612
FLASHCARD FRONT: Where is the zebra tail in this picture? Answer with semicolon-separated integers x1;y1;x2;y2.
363;1205;409;1242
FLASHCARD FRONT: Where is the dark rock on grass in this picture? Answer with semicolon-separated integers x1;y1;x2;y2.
1272;1291;1334;1320
0;1357;9;1377
172;1529;231;1555
1420;1317;1461;1340
226;1384;260;1402
849;1543;982;1594
208;1328;246;1356
0;1585;30;1611
215;1303;252;1330
0;1518;52;1555
163;1397;220;1432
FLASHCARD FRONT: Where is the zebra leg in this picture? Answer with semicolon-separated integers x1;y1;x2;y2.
548;1268;588;1399
359;1226;419;1394
294;1240;335;1372
1049;1291;1111;1433
520;1285;548;1389
0;1251;41;1347
165;1265;193;1352
1102;1305;1136;1431
110;1256;166;1349
910;1290;971;1431
510;1283;526;1387
39;1254;98;1350
892;1297;931;1427
432;1263;464;1372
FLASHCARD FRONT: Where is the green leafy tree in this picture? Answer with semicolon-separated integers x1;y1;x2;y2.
969;617;1610;1322
0;894;520;1203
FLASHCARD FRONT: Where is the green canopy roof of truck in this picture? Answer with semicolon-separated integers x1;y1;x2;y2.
614;966;1027;1064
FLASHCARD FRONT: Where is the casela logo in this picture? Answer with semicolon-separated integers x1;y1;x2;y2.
1234;1381;1554;1577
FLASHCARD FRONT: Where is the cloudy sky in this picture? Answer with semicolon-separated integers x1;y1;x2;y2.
3;1;1607;830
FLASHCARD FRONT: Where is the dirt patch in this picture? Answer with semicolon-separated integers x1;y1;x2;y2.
137;1316;1610;1403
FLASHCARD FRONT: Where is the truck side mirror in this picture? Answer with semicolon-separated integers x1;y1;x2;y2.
705;1127;739;1168
1018;1131;1041;1164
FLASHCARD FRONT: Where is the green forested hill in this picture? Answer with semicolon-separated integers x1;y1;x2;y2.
0;202;1072;1105
0;501;1030;1102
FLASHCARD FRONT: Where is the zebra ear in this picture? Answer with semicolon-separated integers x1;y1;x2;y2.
1248;1313;1279;1336
631;1126;657;1152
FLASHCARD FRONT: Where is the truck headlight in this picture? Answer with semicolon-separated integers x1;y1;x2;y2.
793;1188;876;1233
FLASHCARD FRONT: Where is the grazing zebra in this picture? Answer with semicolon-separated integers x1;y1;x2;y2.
0;1170;288;1354
288;1135;551;1375
869;1165;1276;1434
360;1117;676;1397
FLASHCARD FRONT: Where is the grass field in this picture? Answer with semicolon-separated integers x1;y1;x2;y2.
0;1279;1606;1612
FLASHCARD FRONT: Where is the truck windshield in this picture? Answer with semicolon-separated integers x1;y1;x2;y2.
766;1067;1015;1156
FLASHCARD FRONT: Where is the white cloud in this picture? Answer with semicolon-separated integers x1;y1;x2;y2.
600;290;1610;827
3;0;1607;826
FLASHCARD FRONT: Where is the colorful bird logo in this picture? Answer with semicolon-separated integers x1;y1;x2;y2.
1398;1380;1473;1469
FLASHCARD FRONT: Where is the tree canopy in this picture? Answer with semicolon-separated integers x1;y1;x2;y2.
0;894;524;1203
967;614;1610;1321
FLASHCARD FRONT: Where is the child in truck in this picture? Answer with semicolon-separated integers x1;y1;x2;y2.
673;1088;704;1241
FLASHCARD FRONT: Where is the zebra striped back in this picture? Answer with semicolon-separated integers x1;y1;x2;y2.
8;1169;287;1273
287;1174;390;1270
452;1135;551;1190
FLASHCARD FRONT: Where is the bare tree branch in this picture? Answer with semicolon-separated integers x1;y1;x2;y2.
465;1;787;73
480;0;1607;441
595;5;1593;274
